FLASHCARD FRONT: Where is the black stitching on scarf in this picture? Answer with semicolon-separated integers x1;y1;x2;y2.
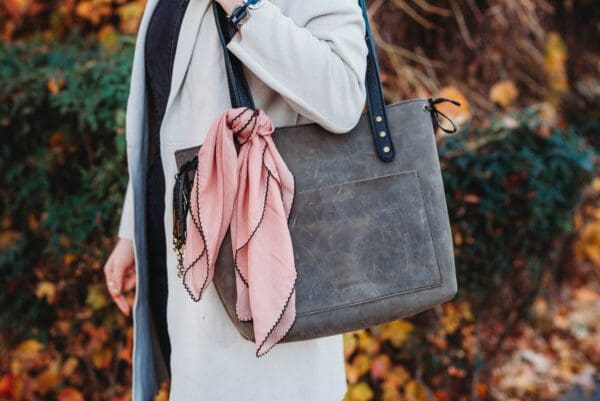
229;107;251;128
232;142;269;287
180;159;212;302
235;109;259;146
227;169;298;358
178;110;298;352
256;278;297;358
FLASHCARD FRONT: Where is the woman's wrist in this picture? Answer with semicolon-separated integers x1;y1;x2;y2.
219;0;245;15
221;0;264;32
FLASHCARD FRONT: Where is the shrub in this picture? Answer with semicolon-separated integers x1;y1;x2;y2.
439;108;596;297
0;35;134;339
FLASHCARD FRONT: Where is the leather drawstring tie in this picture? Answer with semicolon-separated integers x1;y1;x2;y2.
425;97;462;134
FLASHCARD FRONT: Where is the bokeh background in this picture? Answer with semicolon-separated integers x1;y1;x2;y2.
1;1;599;400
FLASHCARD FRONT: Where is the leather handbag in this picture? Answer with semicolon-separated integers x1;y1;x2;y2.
172;0;459;342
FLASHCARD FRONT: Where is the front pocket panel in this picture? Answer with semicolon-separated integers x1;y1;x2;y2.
289;170;443;316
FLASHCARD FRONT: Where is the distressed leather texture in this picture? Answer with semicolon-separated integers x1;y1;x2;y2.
174;97;458;342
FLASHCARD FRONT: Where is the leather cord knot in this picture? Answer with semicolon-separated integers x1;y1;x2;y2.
425;97;462;134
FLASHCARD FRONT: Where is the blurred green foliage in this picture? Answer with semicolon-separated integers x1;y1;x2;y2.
439;110;596;296
0;35;134;337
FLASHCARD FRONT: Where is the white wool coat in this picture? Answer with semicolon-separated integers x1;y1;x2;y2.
117;0;368;399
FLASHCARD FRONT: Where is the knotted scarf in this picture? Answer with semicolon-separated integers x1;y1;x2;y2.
181;107;297;357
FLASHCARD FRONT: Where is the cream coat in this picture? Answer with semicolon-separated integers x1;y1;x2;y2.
117;0;368;399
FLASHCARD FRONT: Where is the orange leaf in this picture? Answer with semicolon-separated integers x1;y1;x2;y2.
404;380;427;401
463;194;480;204
49;132;65;147
434;86;471;128
62;357;79;376
117;2;144;34
13;339;44;361
434;390;449;401
343;333;358;359
57;387;84;401
352;353;371;377
370;354;392;380
357;330;380;355
489;80;519;108
98;24;119;50
153;387;169;401
346;382;374;401
47;78;64;94
0;375;16;398
35;281;57;304
379;320;414;348
36;360;61;395
92;348;113;369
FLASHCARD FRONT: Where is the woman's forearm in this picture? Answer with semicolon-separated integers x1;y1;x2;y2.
223;0;368;133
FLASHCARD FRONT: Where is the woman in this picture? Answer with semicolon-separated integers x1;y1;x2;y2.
102;0;368;399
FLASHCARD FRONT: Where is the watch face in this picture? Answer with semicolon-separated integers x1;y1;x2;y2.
247;0;264;10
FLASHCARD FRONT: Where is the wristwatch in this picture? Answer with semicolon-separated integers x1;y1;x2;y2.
227;0;264;32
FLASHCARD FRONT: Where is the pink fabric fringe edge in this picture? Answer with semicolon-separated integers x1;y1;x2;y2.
181;107;297;357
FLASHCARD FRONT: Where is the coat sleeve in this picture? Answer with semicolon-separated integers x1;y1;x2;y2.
225;0;368;134
117;179;135;240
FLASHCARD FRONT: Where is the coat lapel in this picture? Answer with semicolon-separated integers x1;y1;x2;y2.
164;0;212;119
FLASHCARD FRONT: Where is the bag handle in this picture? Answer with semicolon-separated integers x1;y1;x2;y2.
213;0;395;162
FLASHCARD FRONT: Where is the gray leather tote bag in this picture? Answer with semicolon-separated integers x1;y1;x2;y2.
173;0;459;342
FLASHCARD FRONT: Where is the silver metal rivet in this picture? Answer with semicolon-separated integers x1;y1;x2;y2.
379;131;386;137
375;115;383;122
383;146;390;152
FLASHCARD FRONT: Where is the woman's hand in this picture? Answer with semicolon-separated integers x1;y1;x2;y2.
103;238;136;316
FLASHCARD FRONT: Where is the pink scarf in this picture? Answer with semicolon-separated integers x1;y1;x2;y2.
181;107;297;357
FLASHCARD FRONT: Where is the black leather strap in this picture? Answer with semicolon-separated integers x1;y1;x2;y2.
213;0;395;162
214;3;255;109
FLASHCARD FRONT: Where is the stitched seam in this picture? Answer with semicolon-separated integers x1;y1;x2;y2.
295;281;444;317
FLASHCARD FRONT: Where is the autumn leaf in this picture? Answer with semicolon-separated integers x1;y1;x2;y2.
370;354;392;380
117;2;144;34
13;340;44;362
86;284;109;310
92;348;112;369
0;375;16;399
153;387;169;401
357;330;380;355
0;230;21;250
36;360;61;395
98;24;119;50
434;390;449;401
62;357;79;376
463;194;481;204
4;0;33;19
378;320;414;348
343;333;358;359
544;32;569;95
64;252;77;265
490;80;519;108
47;77;64;94
352;353;372;377
49;131;65;148
405;380;428;401
57;387;85;401
434;86;471;128
345;382;374;401
35;281;57;304
384;365;411;389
